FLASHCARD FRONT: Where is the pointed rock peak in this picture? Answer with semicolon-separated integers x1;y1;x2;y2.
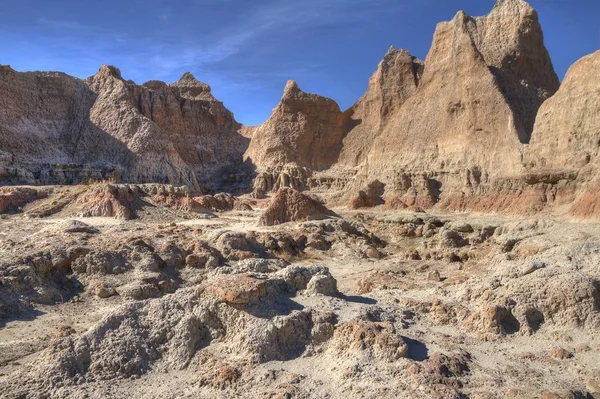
283;80;301;97
173;72;211;90
378;47;423;75
383;47;416;60
171;72;215;101
452;10;474;23
97;64;122;80
179;72;199;83
381;46;418;62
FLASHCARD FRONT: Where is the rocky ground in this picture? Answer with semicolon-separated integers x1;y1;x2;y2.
1;185;599;399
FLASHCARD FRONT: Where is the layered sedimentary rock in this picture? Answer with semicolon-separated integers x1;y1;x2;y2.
0;65;247;190
470;0;559;141
437;50;599;216
362;0;559;208
3;0;599;220
245;0;561;212
348;180;386;209
524;50;600;218
245;48;424;198
525;51;600;174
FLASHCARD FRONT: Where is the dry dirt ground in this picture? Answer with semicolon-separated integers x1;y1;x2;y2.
1;187;599;398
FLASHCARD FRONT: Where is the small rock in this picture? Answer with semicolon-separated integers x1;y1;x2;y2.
64;220;99;234
158;280;175;293
54;325;76;340
305;233;330;251
305;274;339;297
550;348;573;361
521;261;546;276
452;223;473;233
117;282;160;300
427;270;441;282
96;284;116;299
185;253;208;269
365;246;382;259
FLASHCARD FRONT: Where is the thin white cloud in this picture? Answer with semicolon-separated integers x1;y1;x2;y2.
131;0;411;76
6;0;425;87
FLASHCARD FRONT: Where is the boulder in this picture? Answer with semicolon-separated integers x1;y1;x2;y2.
332;321;408;362
203;274;268;305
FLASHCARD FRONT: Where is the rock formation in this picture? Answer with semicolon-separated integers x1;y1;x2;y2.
243;81;353;197
524;50;600;218
470;0;559;141
258;188;337;226
245;80;351;171
243;0;564;215
0;65;248;190
336;47;423;168
3;1;600;398
362;0;559;206
348;180;386;209
0;187;44;213
435;49;598;216
2;199;600;397
1;0;599;221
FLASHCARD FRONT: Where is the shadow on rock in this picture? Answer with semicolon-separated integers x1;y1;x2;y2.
402;336;430;361
341;295;378;305
242;296;305;319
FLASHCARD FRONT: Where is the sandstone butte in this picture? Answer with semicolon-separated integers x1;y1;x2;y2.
1;0;599;219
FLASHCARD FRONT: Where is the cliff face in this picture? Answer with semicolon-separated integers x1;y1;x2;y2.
523;50;600;217
0;65;247;190
471;0;559;142
525;51;600;175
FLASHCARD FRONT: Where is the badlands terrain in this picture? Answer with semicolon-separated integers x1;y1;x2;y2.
1;0;600;398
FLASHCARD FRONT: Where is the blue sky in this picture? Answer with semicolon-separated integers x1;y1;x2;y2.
1;0;598;125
